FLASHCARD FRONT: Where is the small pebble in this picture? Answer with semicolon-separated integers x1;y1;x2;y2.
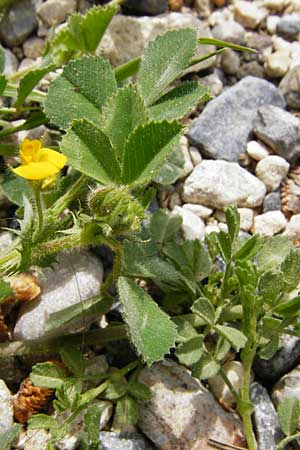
267;15;281;34
255;155;290;192
247;140;269;161
189;146;202;166
284;214;300;241
182;203;213;219
172;206;205;241
263;191;282;212
253;211;287;236
238;208;254;231
234;1;268;29
264;50;291;78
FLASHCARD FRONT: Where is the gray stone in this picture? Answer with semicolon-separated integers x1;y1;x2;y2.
221;49;240;75
253;104;300;162
272;366;300;406
244;31;273;52
255;155;290;192
98;13;215;71
2;48;18;77
99;432;155;450
13;249;103;340
0;0;37;46
183;160;266;209
212;19;246;45
37;0;77;28
279;64;300;109
172;206;205;241
187;76;285;162
263;191;282;213
253;335;300;382
0;231;14;252
137;360;245;450
122;0;168;15
23;37;45;59
0;380;13;435
250;382;285;450
277;14;300;40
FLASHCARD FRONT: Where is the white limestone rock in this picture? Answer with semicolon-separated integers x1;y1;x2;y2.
234;1;268;29
182;203;213;219
183;160;266;209
172;206;205;241
284;214;300;241
255;155;290;192
0;380;13;435
253;211;287;236
238;208;255;231
247;140;269;161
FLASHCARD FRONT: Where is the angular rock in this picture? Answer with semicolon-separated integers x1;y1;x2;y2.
187;76;285;162
277;13;300;40
250;382;285;450
264;50;291;78
255;155;290;192
138;360;245;450
37;0;77;28
172;206;205;241
212;19;246;44
0;380;13;435
0;0;37;46
253;105;300;162
122;0;168;15
234;0;268;29
238;208;254;231
13;250;103;340
221;49;240;75
182;160;266;208
253;211;287;236
279;64;300;109
98;13;215;71
99;432;155;450
2;48;18;77
263;191;282;213
253;335;300;382
284;214;300;241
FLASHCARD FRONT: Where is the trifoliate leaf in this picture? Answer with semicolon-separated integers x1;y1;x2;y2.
137;29;197;106
214;325;247;351
153;141;186;185
176;336;204;366
192;353;220;380
118;277;177;365
258;271;283;304
191;297;215;324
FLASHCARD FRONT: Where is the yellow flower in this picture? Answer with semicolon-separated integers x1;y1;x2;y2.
12;139;67;180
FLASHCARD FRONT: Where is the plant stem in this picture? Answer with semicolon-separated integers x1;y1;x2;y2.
276;432;300;450
219;366;240;404
49;174;88;216
3;83;47;103
33;187;44;241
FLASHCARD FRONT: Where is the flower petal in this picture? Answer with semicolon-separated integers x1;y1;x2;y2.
12;162;60;180
39;148;67;169
20;139;41;164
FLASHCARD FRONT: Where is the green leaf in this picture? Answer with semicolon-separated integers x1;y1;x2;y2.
191;297;215;324
14;64;56;107
105;381;128;400
137;28;197;106
61;119;121;184
59;346;85;376
117;277;177;365
233;235;262;261
257;236;294;272
153;141;186;185
214;336;231;361
100;84;148;161
172;317;199;343
114;395;139;427
0;143;18;156
0;424;22;450
258;271;283;304
198;37;256;53
45;56;117;129
121;120;183;185
0;278;12;304
68;3;118;53
0;45;5;73
235;260;258;289
214;325;247;351
281;250;300;293
217;230;231;262
46;295;112;332
28;414;58;430
149;208;182;245
225;205;240;244
278;397;300;436
84;405;102;444
176;336;204;366
258;335;279;360
149;81;210;121
163;239;212;283
30;362;67;389
0;75;7;96
128;381;151;401
192;353;220;380
1;173;32;206
273;297;300;317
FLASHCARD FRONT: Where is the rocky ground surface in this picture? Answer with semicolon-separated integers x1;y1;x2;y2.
1;0;300;449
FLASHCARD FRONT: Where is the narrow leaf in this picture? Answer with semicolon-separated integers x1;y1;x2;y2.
233;235;262;261
281;250;300;293
15;65;56;107
121;120;183;185
114;396;139;427
0;75;7;96
101;84;148;161
217;230;231;262
214;325;247;351
149;81;210;121
118;277;177;365
45;56;117;129
30;362;67;389
28;414;57;430
138;29;197;106
61;119;121;184
198;37;256;53
225;205;240;244
278;397;300;436
273;297;300;317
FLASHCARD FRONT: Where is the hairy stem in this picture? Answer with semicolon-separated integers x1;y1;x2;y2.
49;174;88;217
33;188;44;241
276;432;300;450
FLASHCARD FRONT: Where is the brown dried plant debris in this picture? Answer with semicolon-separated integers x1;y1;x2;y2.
169;0;184;10
3;272;41;305
281;166;300;219
0;307;9;342
13;377;53;424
